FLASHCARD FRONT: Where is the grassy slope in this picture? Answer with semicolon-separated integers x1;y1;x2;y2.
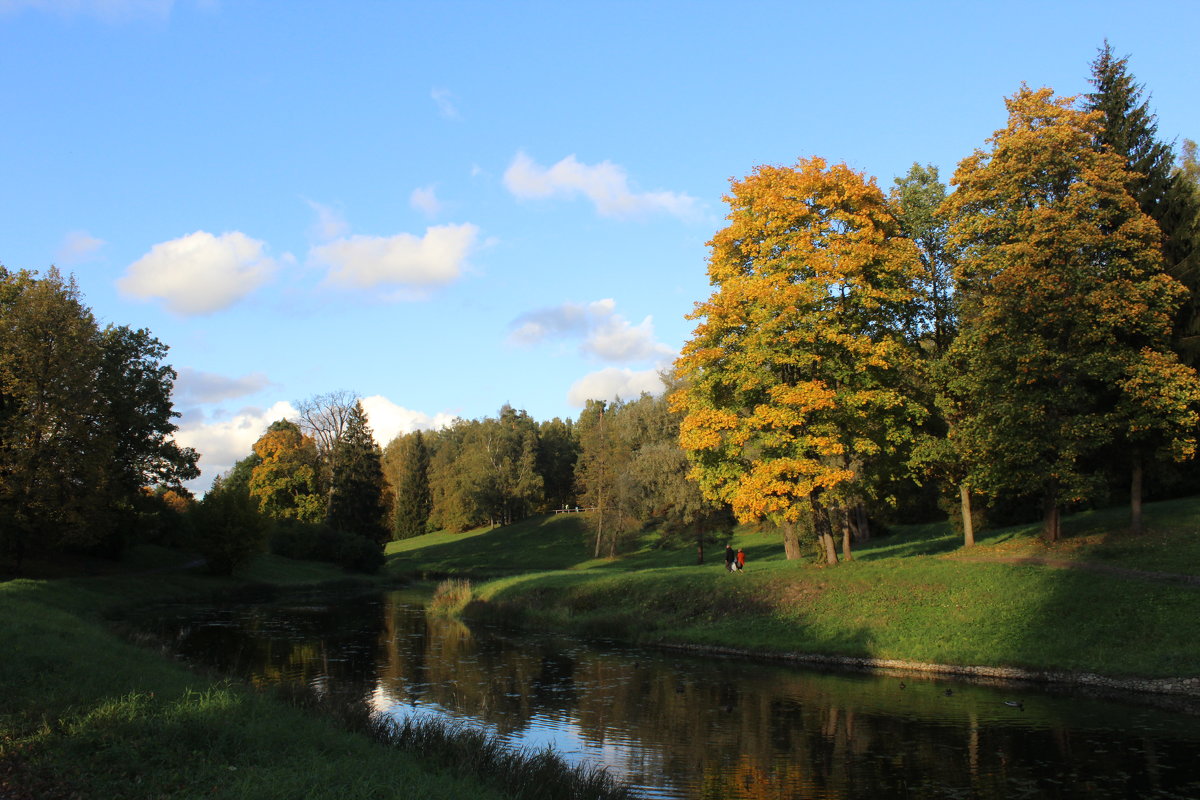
386;498;1200;680
0;547;504;800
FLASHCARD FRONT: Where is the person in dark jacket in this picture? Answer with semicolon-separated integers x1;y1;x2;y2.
725;544;735;572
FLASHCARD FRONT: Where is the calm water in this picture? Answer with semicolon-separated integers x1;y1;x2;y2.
129;587;1200;799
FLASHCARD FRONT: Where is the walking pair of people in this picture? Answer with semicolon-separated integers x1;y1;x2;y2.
724;544;746;572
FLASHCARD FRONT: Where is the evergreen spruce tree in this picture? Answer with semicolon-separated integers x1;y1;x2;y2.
327;400;390;546
1086;42;1200;364
390;430;432;540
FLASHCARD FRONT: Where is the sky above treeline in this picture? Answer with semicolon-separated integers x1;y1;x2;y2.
2;0;1198;493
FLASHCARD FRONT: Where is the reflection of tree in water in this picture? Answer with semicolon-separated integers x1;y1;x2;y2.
140;592;1200;800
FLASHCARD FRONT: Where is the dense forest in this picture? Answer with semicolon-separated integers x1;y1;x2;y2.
2;45;1198;575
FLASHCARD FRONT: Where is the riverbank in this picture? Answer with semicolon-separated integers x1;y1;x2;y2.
0;548;509;800
391;497;1200;694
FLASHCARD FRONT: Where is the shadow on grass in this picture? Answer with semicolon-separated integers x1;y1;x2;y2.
386;515;595;578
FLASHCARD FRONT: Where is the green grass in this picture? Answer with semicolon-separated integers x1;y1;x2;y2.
391;499;1200;681
0;548;507;800
386;513;596;577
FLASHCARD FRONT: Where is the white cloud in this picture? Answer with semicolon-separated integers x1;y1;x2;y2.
567;367;666;407
56;230;105;264
173;367;272;405
410;185;443;217
306;199;350;241
431;87;459;119
311;223;479;290
360;395;456;447
503;151;699;220
508;299;614;345
173;400;297;491
509;298;676;364
118;230;278;315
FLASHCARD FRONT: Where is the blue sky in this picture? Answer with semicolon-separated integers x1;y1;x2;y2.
3;0;1198;492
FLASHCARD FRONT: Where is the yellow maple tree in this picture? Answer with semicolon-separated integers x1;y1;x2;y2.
673;157;923;563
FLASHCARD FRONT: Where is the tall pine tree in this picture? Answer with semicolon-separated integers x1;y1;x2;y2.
327;400;390;546
1086;43;1200;365
388;430;432;540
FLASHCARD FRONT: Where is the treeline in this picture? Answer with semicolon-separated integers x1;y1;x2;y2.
674;44;1200;564
210;388;732;570
0;267;199;571
381;391;731;561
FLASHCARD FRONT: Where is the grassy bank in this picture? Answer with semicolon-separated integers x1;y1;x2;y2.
387;498;1200;682
0;549;505;800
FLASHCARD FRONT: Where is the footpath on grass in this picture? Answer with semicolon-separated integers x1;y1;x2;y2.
393;503;1200;700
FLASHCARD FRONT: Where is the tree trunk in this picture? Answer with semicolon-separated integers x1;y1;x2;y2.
781;520;803;560
840;507;854;562
593;503;603;558
1131;451;1144;534
811;495;839;565
959;482;975;547
1042;492;1061;542
854;503;870;542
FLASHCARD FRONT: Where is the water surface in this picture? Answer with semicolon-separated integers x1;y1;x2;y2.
129;587;1200;799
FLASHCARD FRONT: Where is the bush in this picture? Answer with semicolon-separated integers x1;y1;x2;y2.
269;518;323;560
189;487;268;575
315;527;384;573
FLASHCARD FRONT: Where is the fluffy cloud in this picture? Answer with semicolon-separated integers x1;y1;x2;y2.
56;230;105;264
567;367;666;407
173;367;272;405
118;230;278;315
311;223;479;290
509;298;676;364
503;151;699;220
173;400;298;491
360;395;456;447
410;185;443;217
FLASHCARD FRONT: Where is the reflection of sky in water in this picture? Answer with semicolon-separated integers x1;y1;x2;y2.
129;591;1200;800
373;686;678;799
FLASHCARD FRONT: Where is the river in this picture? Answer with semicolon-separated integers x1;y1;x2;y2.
127;586;1200;799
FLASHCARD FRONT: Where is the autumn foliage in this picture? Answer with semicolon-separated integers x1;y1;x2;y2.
673;158;924;562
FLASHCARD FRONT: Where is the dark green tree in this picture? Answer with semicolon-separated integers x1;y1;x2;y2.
0;267;106;567
386;430;432;539
536;417;579;511
191;474;269;575
575;399;636;558
327;400;390;548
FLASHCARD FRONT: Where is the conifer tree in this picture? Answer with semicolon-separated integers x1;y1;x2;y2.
388;430;432;540
327;400;390;546
1086;44;1200;365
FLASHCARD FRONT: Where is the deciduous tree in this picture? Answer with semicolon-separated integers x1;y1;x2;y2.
673;158;924;564
249;419;323;523
942;86;1200;540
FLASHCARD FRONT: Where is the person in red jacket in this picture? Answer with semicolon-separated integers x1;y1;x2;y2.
736;548;746;571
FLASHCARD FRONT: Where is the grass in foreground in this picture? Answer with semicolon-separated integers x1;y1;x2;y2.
0;547;625;800
391;498;1200;681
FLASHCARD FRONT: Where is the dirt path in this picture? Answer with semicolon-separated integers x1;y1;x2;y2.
949;554;1200;586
